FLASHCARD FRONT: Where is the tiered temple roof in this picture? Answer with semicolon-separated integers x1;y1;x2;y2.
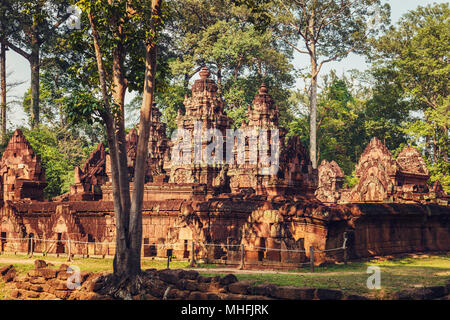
0;129;47;201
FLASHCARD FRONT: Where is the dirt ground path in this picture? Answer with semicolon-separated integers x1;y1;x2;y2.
0;257;47;265
188;267;362;276
0;256;364;276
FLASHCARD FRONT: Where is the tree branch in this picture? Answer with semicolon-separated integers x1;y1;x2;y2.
188;66;203;79
318;0;356;30
275;35;309;54
52;13;72;31
315;47;356;77
5;41;31;60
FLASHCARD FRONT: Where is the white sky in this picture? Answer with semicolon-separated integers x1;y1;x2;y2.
4;0;448;128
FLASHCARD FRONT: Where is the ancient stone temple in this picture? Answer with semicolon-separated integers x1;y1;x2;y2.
340;137;399;202
164;66;232;190
395;146;430;193
147;104;170;178
227;83;317;197
69;143;108;201
315;160;345;203
327;137;448;205
0;69;449;267
0;129;47;201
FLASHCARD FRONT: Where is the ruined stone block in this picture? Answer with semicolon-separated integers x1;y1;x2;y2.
314;288;344;300
227;280;254;295
271;286;315;300
219;274;238;286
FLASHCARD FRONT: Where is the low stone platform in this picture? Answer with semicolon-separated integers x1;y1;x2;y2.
4;260;369;300
3;260;450;300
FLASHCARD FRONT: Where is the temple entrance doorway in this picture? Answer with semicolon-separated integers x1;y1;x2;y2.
56;233;65;254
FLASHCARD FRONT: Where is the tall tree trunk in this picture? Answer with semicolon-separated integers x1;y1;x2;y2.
111;21;134;277
424;113;431;160
129;0;162;276
309;56;318;169
87;10;132;279
29;14;40;129
442;126;448;163
183;73;190;91
29;46;40;128
88;0;163;288
433;125;437;164
0;41;6;144
217;65;222;94
308;9;318;169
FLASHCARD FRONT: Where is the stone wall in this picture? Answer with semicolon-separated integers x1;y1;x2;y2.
2;196;449;264
4;260;371;300
339;203;450;257
4;260;450;300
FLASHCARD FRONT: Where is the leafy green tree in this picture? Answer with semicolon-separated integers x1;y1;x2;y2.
64;0;164;290
162;0;295;128
316;74;360;174
1;0;73;128
361;66;414;154
22;125;95;199
290;71;364;174
370;3;449;191
287;67;416;178
272;0;390;168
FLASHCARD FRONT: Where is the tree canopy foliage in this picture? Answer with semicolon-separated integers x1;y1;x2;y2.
369;3;449;190
152;0;296;132
0;0;73;127
23;125;98;199
270;0;390;168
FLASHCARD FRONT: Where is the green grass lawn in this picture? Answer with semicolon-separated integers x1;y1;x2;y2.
198;254;450;299
1;253;449;300
0;253;190;273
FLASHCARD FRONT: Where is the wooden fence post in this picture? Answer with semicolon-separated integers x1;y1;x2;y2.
310;246;314;272
43;233;47;256
190;241;195;267
30;237;34;257
343;232;348;265
67;239;72;262
239;244;245;270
